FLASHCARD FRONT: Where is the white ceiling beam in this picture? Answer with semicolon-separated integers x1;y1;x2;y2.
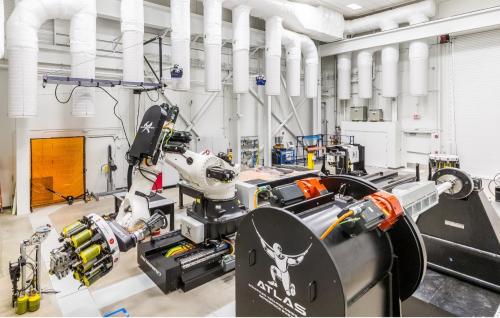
319;6;500;56
97;0;265;47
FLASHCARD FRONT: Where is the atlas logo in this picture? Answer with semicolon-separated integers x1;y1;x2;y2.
140;121;155;134
252;220;311;316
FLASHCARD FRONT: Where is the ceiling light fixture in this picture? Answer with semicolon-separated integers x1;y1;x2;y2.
346;3;363;10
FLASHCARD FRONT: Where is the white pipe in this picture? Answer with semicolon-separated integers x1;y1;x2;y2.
282;30;301;97
222;0;344;42
7;0;96;118
121;0;144;83
0;0;4;59
409;16;431;96
344;0;436;35
171;0;190;91
381;44;399;98
299;33;318;98
357;50;373;99
265;16;282;96
203;0;222;92
409;40;429;96
232;5;250;94
337;53;351;100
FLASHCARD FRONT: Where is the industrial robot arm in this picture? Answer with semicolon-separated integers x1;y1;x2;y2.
116;104;240;230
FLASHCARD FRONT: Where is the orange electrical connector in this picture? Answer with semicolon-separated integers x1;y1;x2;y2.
295;178;328;199
365;191;404;231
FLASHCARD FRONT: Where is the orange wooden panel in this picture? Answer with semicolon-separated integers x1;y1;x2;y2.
31;137;85;208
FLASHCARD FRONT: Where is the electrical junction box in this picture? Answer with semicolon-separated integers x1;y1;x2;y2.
368;109;384;122
350;107;367;122
180;215;205;244
236;181;257;210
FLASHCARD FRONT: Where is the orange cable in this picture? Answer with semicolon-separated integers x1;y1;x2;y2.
320;210;354;241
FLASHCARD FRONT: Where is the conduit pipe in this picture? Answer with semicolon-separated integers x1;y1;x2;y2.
7;0;97;118
301;33;319;98
282;30;301;97
203;0;222;92
121;0;144;83
265;16;282;96
171;0;190;91
232;5;251;94
357;50;374;99
337;53;351;100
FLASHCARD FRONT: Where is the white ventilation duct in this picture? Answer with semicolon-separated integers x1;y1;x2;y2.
343;0;436;99
121;0;144;83
300;33;318;98
7;0;96;118
0;0;4;59
344;0;436;35
265;16;282;96
337;53;351;100
357;50;373;99
381;45;399;98
282;30;301;97
223;0;344;42
409;40;429;96
232;5;250;94
203;0;222;92
171;0;190;91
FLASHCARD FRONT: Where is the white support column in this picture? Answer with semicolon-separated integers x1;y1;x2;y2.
264;96;272;167
312;59;322;134
235;94;242;165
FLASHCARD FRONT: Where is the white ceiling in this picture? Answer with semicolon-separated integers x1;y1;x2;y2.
289;0;418;18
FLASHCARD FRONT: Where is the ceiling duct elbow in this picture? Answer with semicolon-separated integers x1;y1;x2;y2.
282;29;301;97
171;0;191;91
223;0;344;42
344;0;436;35
121;0;145;83
203;0;222;92
7;0;97;118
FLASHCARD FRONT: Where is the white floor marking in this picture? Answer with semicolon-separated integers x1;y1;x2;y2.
207;301;235;317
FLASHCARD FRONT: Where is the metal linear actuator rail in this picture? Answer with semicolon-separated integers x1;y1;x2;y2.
42;75;165;89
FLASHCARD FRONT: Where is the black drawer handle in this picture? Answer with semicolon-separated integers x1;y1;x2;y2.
308;281;317;303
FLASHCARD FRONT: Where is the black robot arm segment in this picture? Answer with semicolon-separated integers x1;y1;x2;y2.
206;166;236;182
127;103;180;166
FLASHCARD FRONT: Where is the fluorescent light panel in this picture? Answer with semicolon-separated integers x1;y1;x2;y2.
346;3;363;10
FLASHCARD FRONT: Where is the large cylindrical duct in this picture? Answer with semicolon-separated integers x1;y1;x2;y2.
357;50;373;99
203;0;222;92
232;5;250;94
282;30;301;97
409;40;429;96
171;0;190;91
7;0;96;118
337;53;351;100
265;16;282;96
381;45;399;98
121;0;145;83
71;4;97;117
300;34;318;98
